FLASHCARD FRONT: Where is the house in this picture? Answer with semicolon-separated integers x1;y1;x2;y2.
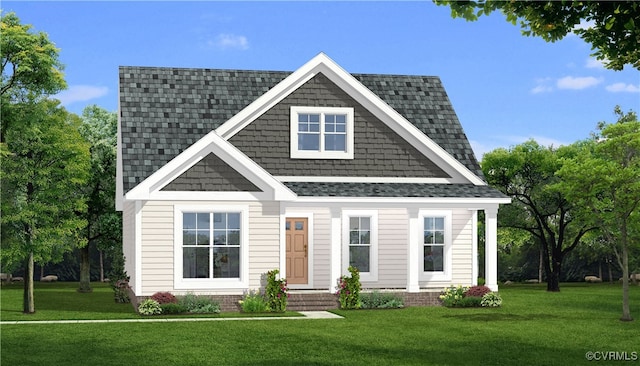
116;53;509;308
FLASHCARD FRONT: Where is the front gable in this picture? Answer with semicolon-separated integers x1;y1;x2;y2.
216;53;485;185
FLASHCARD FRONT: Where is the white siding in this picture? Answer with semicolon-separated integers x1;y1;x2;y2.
372;208;408;288
137;200;279;296
451;209;474;285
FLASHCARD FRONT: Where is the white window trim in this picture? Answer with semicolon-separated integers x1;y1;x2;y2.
174;204;249;290
290;106;354;159
419;210;452;282
342;210;378;282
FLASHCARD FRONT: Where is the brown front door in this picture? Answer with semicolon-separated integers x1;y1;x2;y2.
286;218;308;284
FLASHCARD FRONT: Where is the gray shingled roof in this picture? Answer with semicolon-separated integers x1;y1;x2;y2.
284;182;507;198
119;66;485;195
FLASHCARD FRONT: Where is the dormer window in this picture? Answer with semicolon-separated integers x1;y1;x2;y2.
290;106;354;159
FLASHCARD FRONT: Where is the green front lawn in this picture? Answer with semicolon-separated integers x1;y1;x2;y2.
1;282;639;365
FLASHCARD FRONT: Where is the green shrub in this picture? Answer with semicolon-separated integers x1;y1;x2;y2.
481;292;503;307
265;269;288;312
138;299;162;315
177;293;221;314
457;296;483;308
477;277;486;286
336;266;362;309
160;303;187;314
240;290;269;313
361;291;404;309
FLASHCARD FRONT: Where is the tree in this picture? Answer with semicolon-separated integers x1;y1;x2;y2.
76;105;121;292
557;107;639;321
482;140;596;291
1;12;66;138
435;1;640;70
0;99;90;313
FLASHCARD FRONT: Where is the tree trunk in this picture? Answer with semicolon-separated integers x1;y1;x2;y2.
23;252;35;314
99;249;104;282
547;253;561;292
620;237;632;321
538;246;543;283
607;259;613;284
598;260;603;280
78;245;92;293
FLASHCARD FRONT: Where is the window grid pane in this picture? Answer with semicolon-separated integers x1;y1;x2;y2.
423;217;445;272
182;212;241;280
348;216;371;273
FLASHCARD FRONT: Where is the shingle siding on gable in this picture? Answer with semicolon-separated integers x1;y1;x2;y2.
161;153;261;192
229;73;450;178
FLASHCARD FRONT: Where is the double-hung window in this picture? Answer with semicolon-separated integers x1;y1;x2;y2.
290;106;354;159
342;210;378;282
419;210;452;281
174;205;249;290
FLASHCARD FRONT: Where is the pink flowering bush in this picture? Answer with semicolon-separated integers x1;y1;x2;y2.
150;291;177;304
464;285;491;298
336;266;361;309
265;269;288;312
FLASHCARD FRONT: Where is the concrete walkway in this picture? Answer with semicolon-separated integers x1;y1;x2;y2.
0;311;343;325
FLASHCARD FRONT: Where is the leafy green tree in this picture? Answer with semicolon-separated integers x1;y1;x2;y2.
1;12;66;138
76;105;121;292
435;1;640;70
482;140;596;291
1;100;90;313
557;107;639;321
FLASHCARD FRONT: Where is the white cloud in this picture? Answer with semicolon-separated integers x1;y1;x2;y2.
505;135;569;149
55;85;109;106
585;58;606;69
556;76;603;90
530;77;554;94
605;83;640;93
207;33;249;50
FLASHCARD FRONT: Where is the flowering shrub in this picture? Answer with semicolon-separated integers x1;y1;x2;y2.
240;290;269;313
439;285;469;307
464;285;491;298
151;291;177;304
441;285;504;308
481;292;503;307
265;269;288;312
138;299;162;315
336;266;361;309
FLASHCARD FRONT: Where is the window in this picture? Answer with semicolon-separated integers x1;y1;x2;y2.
183;212;240;279
419;210;452;281
349;217;371;272
342;210;377;282
174;205;249;290
423;217;445;272
290;106;354;159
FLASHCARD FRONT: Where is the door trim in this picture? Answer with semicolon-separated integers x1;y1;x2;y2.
282;212;314;289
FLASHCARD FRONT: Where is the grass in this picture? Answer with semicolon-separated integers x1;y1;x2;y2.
1;282;639;365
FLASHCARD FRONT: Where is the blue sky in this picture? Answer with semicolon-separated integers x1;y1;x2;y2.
4;1;639;158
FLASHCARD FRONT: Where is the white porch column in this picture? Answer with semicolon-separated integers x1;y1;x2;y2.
329;207;342;293
471;209;479;286
484;206;499;291
407;208;420;292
